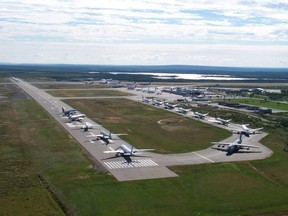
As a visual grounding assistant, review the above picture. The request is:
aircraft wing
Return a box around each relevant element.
[249,128,263,133]
[126,148,154,156]
[133,149,154,152]
[208,119,221,123]
[231,128,262,134]
[231,129,244,133]
[75,124,92,128]
[212,142,259,148]
[103,149,124,154]
[72,117,84,121]
[75,123,100,128]
[86,134,102,138]
[192,112,203,117]
[233,144,260,148]
[211,142,231,146]
[112,133,128,136]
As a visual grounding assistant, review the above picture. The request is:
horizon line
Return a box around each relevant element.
[1,62,288,70]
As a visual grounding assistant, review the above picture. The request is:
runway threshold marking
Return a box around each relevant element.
[192,152,215,163]
[104,159,158,170]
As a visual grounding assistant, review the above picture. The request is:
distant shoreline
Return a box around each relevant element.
[1,63,287,83]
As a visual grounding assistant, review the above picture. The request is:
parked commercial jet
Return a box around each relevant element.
[62,107,76,116]
[141,95,152,103]
[156,90,162,95]
[75,122,100,132]
[231,124,263,137]
[152,98,163,106]
[209,117,231,125]
[177,107,191,114]
[191,111,209,119]
[104,144,154,157]
[68,113,86,122]
[87,131,127,144]
[164,102,178,110]
[211,133,260,155]
[147,87,157,94]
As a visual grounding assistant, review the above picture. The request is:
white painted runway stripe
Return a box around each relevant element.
[192,152,215,163]
[110,161,121,169]
[107,162,118,169]
[104,159,158,170]
[66,123,76,128]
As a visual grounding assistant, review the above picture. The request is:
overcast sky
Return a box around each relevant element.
[1,0,288,67]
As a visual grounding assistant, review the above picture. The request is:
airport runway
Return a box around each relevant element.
[12,79,273,181]
[12,79,178,181]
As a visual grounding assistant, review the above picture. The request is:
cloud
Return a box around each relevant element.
[1,41,288,68]
[0,0,287,67]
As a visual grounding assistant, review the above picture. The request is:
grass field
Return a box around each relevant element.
[35,83,111,89]
[47,89,133,97]
[0,98,64,215]
[65,98,230,153]
[218,98,288,111]
[1,84,288,215]
[0,77,12,83]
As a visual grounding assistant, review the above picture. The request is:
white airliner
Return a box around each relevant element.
[164,102,178,110]
[141,95,152,103]
[152,98,163,106]
[156,90,162,95]
[209,117,231,125]
[191,111,209,119]
[231,124,263,137]
[68,113,86,122]
[211,133,260,155]
[147,87,157,94]
[104,144,154,157]
[75,122,100,132]
[87,131,127,144]
[177,107,191,114]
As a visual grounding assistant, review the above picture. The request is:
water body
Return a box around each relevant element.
[108,72,256,81]
[1,64,287,82]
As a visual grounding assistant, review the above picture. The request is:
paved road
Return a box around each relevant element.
[12,79,273,181]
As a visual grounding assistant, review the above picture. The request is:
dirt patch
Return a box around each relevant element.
[158,118,186,131]
[100,116,128,124]
[72,175,90,180]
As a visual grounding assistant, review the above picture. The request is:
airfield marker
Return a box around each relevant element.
[192,152,215,163]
